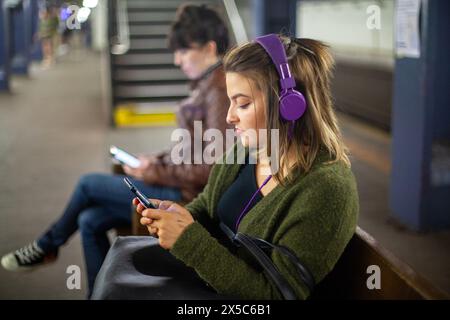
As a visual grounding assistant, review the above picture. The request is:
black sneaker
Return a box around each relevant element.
[1,241,57,272]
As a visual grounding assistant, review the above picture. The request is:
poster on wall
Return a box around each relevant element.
[395,0,421,58]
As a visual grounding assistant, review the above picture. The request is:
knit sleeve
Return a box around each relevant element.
[170,221,285,299]
[273,172,359,298]
[170,163,359,299]
[184,179,212,226]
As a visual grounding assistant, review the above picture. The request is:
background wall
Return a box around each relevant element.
[297,0,394,68]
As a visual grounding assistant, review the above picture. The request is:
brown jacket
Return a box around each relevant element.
[143,62,232,202]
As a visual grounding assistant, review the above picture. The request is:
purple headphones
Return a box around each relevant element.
[234,35,307,230]
[255,34,307,126]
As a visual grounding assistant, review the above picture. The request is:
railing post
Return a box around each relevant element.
[30,0,43,61]
[9,0,32,75]
[252,0,297,37]
[0,0,10,90]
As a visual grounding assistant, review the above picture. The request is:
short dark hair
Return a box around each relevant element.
[167,4,229,55]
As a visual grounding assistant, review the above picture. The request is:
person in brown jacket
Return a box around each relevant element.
[1,4,231,298]
[123,55,231,202]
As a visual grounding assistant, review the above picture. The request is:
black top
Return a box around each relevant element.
[217,162,263,233]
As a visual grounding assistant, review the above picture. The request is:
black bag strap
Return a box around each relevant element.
[233,232,297,300]
[220,223,315,299]
[248,237,316,294]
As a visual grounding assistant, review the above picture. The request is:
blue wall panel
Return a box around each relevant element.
[0,0,11,90]
[390,0,450,231]
[10,0,31,74]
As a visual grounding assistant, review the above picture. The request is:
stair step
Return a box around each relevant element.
[127,7,175,13]
[114,68,186,81]
[108,0,221,127]
[130,38,168,50]
[114,53,174,66]
[126,0,190,10]
[114,65,178,70]
[126,0,211,12]
[114,83,189,98]
[127,21,172,26]
[115,96,187,104]
[113,102,179,127]
[127,48,171,54]
[127,11,175,23]
[129,24,170,36]
[113,64,179,70]
[113,79,187,86]
[117,100,180,113]
[129,34,167,40]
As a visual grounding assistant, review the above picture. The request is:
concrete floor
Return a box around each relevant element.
[0,50,449,299]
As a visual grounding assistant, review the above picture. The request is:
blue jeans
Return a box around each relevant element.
[37,173,182,297]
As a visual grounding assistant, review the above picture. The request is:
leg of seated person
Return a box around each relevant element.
[36,173,135,254]
[1,173,182,273]
[37,173,182,253]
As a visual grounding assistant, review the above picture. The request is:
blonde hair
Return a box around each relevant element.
[223,35,350,185]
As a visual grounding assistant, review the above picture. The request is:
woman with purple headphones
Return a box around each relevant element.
[91,34,359,300]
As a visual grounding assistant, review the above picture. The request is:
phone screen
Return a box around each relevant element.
[110,146,142,169]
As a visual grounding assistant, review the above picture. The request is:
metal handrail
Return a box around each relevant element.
[223,0,248,44]
[111,0,130,55]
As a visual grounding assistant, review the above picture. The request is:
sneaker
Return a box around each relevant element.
[1,241,57,272]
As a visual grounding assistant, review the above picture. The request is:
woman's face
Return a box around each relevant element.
[226,72,266,147]
[173,42,218,79]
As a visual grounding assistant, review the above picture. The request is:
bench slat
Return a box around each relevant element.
[311,227,449,300]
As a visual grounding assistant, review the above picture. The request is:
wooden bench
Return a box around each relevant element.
[112,165,448,299]
[310,227,449,300]
[127,216,449,299]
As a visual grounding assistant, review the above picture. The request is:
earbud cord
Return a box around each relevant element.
[288,121,294,140]
[235,174,272,231]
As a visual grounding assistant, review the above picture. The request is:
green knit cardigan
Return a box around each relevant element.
[170,146,359,299]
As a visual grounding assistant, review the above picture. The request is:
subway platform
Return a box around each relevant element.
[0,49,449,299]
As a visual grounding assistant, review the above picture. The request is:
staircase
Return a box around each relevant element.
[107,0,226,127]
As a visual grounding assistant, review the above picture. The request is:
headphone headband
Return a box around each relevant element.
[255,34,296,91]
[254,34,307,125]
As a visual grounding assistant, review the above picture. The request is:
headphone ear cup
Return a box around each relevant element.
[279,90,307,121]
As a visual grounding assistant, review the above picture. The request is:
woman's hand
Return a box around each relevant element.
[133,198,194,249]
[134,198,159,236]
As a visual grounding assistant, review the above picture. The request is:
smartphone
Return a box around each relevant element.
[123,177,156,209]
[110,145,142,168]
